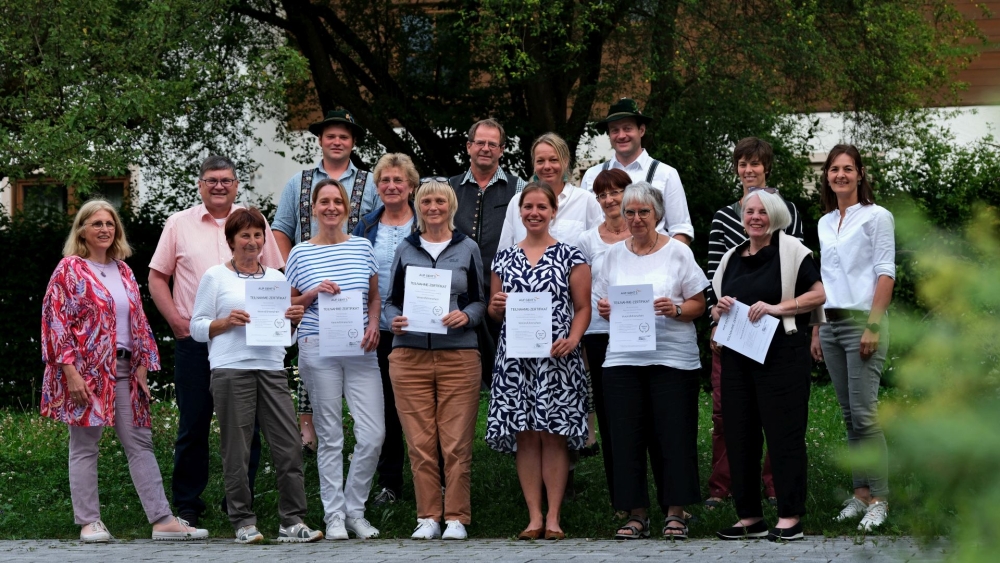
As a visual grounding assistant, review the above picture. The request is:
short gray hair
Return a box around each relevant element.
[741,190,791,234]
[200,155,237,178]
[621,181,663,223]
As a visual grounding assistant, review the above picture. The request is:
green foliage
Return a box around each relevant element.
[879,206,1000,561]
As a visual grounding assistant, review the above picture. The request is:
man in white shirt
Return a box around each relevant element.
[579,98,694,244]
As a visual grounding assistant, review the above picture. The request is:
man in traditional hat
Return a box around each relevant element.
[271,108,380,453]
[579,98,693,244]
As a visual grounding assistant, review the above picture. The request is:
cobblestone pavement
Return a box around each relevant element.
[1,537,947,562]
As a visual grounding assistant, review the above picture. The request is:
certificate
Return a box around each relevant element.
[712,300,779,363]
[245,280,292,347]
[505,292,552,359]
[402,266,452,335]
[608,284,656,352]
[318,290,365,357]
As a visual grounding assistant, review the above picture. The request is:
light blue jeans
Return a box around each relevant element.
[819,318,890,499]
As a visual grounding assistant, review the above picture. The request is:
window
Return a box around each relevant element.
[11,176,130,214]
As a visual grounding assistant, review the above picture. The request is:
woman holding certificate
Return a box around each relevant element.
[711,190,825,542]
[285,179,384,541]
[593,182,708,540]
[486,182,592,541]
[811,145,895,532]
[189,207,321,543]
[384,179,486,540]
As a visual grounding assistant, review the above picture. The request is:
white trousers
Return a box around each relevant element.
[297,336,385,523]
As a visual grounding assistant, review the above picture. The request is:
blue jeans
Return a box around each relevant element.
[172,337,261,517]
[820,319,890,499]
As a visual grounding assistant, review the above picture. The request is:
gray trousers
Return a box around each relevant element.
[820,318,890,499]
[210,368,307,530]
[68,358,173,526]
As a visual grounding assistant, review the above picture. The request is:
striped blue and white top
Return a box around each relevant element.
[285,237,379,338]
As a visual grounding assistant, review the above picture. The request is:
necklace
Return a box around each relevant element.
[630,232,659,256]
[231,258,265,279]
[381,212,413,227]
[87,258,111,277]
[603,221,627,235]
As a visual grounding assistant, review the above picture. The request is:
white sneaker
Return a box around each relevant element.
[834,497,869,522]
[411,518,442,540]
[858,501,888,531]
[326,514,348,540]
[277,522,323,542]
[441,520,467,540]
[345,516,380,539]
[235,525,264,544]
[80,520,111,543]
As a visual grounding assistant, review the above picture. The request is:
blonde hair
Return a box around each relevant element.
[531,133,571,182]
[414,180,457,232]
[63,199,132,260]
[373,153,420,191]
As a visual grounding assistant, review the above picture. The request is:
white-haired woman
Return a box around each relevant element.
[712,190,825,542]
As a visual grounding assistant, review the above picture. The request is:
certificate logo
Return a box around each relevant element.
[751,318,762,328]
[639,322,650,333]
[535,330,546,340]
[348,329,359,338]
[274,319,285,328]
[432,306,444,316]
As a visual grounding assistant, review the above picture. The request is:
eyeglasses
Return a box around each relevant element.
[420,176,449,185]
[748,187,777,194]
[469,140,502,151]
[200,178,236,188]
[596,189,625,201]
[87,221,116,230]
[623,208,653,219]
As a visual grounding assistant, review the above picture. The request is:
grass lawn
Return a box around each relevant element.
[0,384,907,540]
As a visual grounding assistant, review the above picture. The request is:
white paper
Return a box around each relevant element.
[245,280,292,347]
[712,300,779,363]
[608,284,656,352]
[318,290,365,357]
[505,292,553,359]
[402,266,452,335]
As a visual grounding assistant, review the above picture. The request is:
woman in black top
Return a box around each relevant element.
[710,190,825,542]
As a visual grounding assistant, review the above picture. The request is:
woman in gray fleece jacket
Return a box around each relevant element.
[384,179,486,540]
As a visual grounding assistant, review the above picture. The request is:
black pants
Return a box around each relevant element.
[582,334,616,505]
[721,345,811,519]
[375,330,404,497]
[604,365,701,512]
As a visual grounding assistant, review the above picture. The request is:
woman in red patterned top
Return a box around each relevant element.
[41,199,208,543]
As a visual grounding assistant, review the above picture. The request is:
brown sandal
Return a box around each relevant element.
[517,528,543,540]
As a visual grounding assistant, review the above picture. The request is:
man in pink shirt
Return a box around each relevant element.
[149,155,284,525]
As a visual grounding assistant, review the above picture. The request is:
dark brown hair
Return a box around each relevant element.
[820,144,875,213]
[592,168,631,196]
[518,182,558,210]
[224,207,267,250]
[732,137,773,179]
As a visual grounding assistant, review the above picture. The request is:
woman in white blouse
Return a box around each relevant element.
[810,144,895,532]
[497,132,602,249]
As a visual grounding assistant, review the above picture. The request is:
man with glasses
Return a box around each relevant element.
[449,118,526,387]
[149,155,284,526]
[580,98,694,244]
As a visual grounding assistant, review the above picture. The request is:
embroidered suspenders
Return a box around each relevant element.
[601,159,661,183]
[347,170,368,233]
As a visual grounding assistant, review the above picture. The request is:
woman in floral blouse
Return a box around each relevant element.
[41,199,208,543]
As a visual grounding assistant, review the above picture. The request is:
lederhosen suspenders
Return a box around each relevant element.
[602,159,660,183]
[298,168,369,240]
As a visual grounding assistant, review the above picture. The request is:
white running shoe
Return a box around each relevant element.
[834,497,869,522]
[858,501,888,531]
[80,520,112,543]
[441,520,467,540]
[345,516,380,539]
[411,518,442,540]
[326,514,349,540]
[235,525,264,544]
[277,522,323,542]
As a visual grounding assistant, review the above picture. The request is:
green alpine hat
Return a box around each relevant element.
[596,98,652,133]
[308,109,366,142]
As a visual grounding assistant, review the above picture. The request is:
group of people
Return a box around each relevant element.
[40,98,895,544]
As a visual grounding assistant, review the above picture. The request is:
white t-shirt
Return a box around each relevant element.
[85,259,133,353]
[420,237,451,260]
[594,238,709,369]
[575,226,612,335]
[496,184,603,249]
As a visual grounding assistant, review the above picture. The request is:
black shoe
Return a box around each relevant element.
[716,520,769,540]
[179,512,200,527]
[579,442,601,458]
[767,522,804,542]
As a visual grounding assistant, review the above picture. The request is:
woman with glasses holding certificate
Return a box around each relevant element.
[486,182,591,541]
[384,179,486,540]
[593,182,708,540]
[285,179,384,541]
[189,207,320,544]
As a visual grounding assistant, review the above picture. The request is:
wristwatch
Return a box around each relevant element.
[866,322,881,334]
[674,305,683,318]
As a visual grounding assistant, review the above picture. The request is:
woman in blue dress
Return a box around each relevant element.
[486,182,592,540]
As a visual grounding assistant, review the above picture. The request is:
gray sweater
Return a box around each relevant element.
[384,230,486,350]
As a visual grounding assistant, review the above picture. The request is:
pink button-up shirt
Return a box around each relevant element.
[149,204,285,320]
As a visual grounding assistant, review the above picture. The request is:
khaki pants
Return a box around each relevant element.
[388,348,481,524]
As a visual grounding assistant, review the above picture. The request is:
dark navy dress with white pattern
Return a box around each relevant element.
[486,242,589,454]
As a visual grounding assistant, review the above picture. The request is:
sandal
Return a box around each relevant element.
[662,515,688,540]
[614,516,650,540]
[704,496,725,510]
